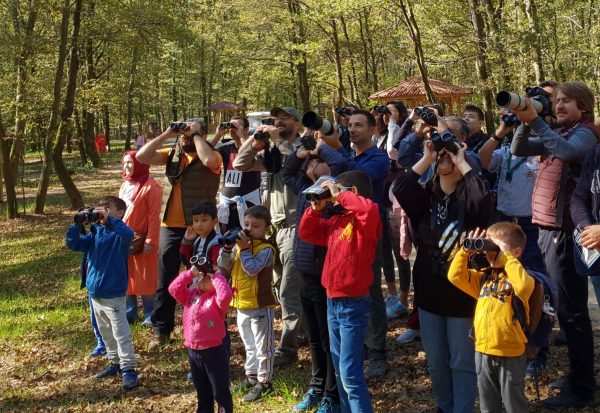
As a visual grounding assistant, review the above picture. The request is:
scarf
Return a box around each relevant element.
[122,150,150,202]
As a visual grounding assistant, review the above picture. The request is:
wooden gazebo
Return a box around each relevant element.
[369,77,472,115]
[206,101,246,129]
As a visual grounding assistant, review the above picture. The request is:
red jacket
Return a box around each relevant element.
[299,191,381,298]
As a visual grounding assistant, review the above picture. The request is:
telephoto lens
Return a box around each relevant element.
[302,111,337,136]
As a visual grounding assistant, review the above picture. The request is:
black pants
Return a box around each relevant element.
[152,226,186,335]
[300,274,338,400]
[188,345,233,413]
[366,238,388,361]
[538,229,596,398]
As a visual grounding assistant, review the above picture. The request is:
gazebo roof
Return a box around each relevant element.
[206,101,246,112]
[369,77,472,100]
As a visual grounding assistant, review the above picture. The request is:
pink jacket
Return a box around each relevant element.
[168,270,232,350]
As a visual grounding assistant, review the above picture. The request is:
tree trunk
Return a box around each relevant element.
[103,104,110,149]
[524,0,544,84]
[330,19,344,107]
[81,0,100,167]
[287,0,310,112]
[171,56,177,120]
[74,110,87,164]
[34,0,70,214]
[53,0,83,210]
[340,15,361,106]
[396,0,436,103]
[467,0,495,132]
[125,46,139,151]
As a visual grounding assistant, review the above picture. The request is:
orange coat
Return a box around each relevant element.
[119,178,162,295]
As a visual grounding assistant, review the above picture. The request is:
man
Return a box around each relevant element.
[136,120,222,349]
[211,116,261,233]
[319,110,390,380]
[233,107,304,367]
[512,82,598,409]
[463,103,488,152]
[336,105,357,152]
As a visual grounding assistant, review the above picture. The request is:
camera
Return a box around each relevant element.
[74,208,101,225]
[300,135,317,151]
[495,86,553,118]
[335,108,352,116]
[219,122,237,130]
[189,255,213,273]
[372,105,391,115]
[302,111,339,136]
[170,122,187,131]
[261,117,276,126]
[502,112,519,126]
[218,227,251,246]
[463,238,500,253]
[431,132,459,154]
[414,107,438,127]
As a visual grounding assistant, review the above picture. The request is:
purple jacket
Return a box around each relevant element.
[571,144,600,228]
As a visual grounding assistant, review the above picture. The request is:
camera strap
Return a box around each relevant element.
[192,231,218,262]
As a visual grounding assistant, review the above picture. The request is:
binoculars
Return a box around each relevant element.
[74,208,101,225]
[219,122,237,129]
[170,122,187,131]
[189,255,213,273]
[218,228,251,246]
[431,132,458,154]
[463,238,500,253]
[414,107,438,127]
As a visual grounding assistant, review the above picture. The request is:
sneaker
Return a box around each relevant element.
[121,369,139,390]
[316,395,341,413]
[95,363,121,379]
[525,353,547,380]
[385,295,408,319]
[293,388,322,412]
[365,359,388,381]
[187,371,193,381]
[544,389,592,409]
[141,318,153,328]
[148,333,169,351]
[548,378,568,391]
[273,351,297,369]
[232,376,257,393]
[242,382,273,402]
[89,344,107,358]
[395,328,420,344]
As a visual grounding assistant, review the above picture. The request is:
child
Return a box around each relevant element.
[180,202,221,269]
[66,196,139,390]
[448,222,535,413]
[218,205,277,403]
[298,170,381,413]
[168,257,233,413]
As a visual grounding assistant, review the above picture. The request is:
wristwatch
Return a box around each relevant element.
[491,134,503,143]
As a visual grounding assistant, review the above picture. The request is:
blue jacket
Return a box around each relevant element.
[66,216,134,299]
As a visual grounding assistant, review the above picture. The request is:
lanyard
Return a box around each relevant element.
[505,151,526,183]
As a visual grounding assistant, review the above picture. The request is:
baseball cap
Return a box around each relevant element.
[271,106,301,121]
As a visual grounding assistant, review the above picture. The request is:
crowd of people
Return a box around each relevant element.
[65,80,600,413]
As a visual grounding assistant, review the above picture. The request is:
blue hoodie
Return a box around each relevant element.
[66,215,134,299]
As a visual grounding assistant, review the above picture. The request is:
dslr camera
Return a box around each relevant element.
[302,111,340,137]
[219,122,237,130]
[431,131,459,154]
[74,207,101,225]
[189,255,213,273]
[496,86,553,118]
[218,227,251,246]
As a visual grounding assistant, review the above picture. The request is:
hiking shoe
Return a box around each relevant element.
[148,333,169,351]
[316,395,341,413]
[395,328,420,344]
[365,359,388,380]
[386,295,408,319]
[242,382,273,402]
[293,387,322,411]
[548,378,568,391]
[544,389,592,409]
[121,369,139,390]
[273,351,297,369]
[95,363,121,379]
[89,344,107,358]
[232,376,257,393]
[525,353,547,380]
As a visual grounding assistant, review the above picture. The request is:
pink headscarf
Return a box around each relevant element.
[122,150,150,202]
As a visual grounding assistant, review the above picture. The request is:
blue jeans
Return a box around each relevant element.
[126,294,154,323]
[89,293,105,347]
[327,296,372,413]
[419,309,477,413]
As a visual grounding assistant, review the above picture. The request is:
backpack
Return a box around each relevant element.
[481,267,557,358]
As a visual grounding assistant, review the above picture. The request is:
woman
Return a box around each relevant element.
[119,150,162,327]
[393,115,492,413]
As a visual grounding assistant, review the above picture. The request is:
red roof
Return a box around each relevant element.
[369,77,472,100]
[206,101,246,111]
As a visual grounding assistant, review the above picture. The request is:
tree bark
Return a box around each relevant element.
[34,0,70,214]
[125,46,139,151]
[103,104,110,149]
[287,0,310,112]
[330,19,344,107]
[467,0,495,132]
[81,0,100,167]
[524,0,544,84]
[53,0,83,210]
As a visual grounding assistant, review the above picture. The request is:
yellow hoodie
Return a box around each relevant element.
[448,249,535,357]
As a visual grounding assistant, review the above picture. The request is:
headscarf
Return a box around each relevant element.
[122,150,150,202]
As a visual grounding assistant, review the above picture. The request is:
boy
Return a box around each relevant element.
[448,222,535,413]
[66,196,139,390]
[180,202,221,269]
[218,205,277,403]
[298,170,381,413]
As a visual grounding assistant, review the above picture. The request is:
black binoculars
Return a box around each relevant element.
[463,238,500,253]
[431,132,458,155]
[218,228,251,246]
[74,208,101,225]
[170,122,187,131]
[189,255,213,273]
